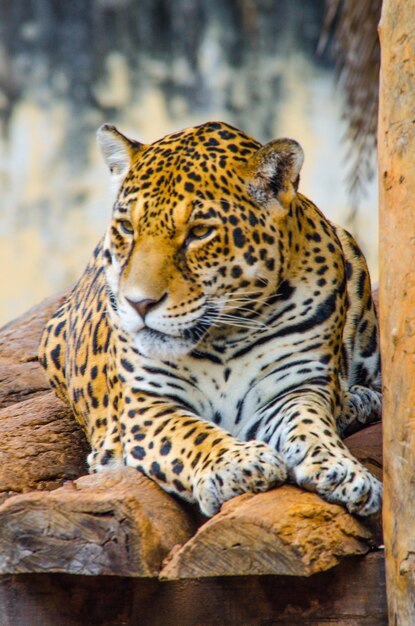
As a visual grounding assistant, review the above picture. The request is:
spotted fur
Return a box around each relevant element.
[39,121,382,516]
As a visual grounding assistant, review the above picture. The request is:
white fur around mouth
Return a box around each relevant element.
[134,327,198,359]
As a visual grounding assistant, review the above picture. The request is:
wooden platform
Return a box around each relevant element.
[0,551,386,626]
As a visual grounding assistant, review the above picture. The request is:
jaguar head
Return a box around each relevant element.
[97,121,303,358]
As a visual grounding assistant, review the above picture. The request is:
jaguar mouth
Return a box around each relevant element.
[138,318,211,344]
[134,318,212,358]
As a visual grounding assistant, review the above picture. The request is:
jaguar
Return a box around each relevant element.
[39,121,382,517]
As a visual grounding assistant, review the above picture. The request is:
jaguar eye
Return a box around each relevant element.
[188,225,214,241]
[119,220,134,235]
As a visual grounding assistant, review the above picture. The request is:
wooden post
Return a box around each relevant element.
[378,1,415,622]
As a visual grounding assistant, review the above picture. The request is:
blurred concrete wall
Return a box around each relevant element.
[0,0,378,325]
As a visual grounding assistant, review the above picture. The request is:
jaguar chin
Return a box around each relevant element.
[133,327,201,360]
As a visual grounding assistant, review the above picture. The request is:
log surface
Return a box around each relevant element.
[0,292,88,504]
[0,392,88,504]
[161,485,373,579]
[0,468,196,577]
[0,552,387,626]
[378,1,415,622]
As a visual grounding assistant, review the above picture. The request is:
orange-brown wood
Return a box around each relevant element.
[160,485,374,579]
[378,2,415,622]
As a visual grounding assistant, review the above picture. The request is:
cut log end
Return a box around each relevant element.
[160,485,374,580]
[0,468,196,577]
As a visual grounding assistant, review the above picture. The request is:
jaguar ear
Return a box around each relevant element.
[246,138,304,209]
[96,124,143,178]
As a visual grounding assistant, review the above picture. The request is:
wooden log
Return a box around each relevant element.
[0,423,382,579]
[378,1,415,622]
[0,467,196,577]
[0,392,88,504]
[0,360,50,409]
[0,551,387,626]
[161,484,374,579]
[0,422,382,579]
[0,289,89,504]
[345,421,383,481]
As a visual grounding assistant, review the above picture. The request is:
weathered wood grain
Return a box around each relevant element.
[346,421,382,478]
[0,424,382,579]
[0,392,88,503]
[379,1,415,621]
[0,289,89,503]
[0,421,382,579]
[161,484,374,579]
[0,290,69,409]
[159,422,382,581]
[0,467,196,577]
[0,551,387,626]
[0,360,50,409]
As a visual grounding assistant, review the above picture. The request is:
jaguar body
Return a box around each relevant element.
[39,121,382,516]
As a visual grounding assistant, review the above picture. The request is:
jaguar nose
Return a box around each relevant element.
[125,293,167,320]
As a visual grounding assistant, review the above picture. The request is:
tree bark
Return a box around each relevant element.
[378,2,415,623]
[0,292,89,505]
[0,392,89,504]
